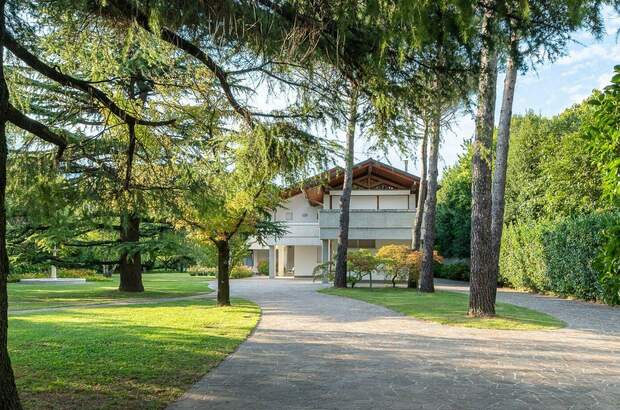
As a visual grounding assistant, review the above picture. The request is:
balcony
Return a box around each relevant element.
[264,222,321,246]
[318,209,415,240]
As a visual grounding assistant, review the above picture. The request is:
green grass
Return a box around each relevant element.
[9,272,214,311]
[9,298,260,409]
[320,287,565,330]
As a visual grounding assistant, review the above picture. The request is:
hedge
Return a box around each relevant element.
[435,262,470,281]
[499,211,619,302]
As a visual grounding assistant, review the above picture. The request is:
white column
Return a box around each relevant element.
[321,239,329,284]
[268,246,275,279]
[252,250,258,272]
[50,246,58,280]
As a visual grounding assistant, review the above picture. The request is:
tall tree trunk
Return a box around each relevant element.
[491,34,519,287]
[216,240,231,306]
[118,212,144,292]
[334,84,359,288]
[418,110,441,293]
[469,0,499,317]
[412,118,429,253]
[0,0,22,405]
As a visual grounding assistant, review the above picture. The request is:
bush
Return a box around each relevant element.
[230,265,253,279]
[435,263,470,281]
[188,265,217,276]
[595,225,620,305]
[500,211,619,303]
[347,249,381,287]
[257,260,269,276]
[8,268,107,283]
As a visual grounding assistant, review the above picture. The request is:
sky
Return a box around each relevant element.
[368,8,620,177]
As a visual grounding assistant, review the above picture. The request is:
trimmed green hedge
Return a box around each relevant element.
[435,263,470,281]
[500,211,619,302]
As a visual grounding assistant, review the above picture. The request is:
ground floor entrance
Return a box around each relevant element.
[250,239,411,279]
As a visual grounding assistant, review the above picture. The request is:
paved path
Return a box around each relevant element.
[170,278,620,410]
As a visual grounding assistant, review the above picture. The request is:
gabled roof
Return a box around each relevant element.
[284,158,420,205]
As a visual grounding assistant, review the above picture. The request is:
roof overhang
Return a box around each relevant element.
[283,158,420,206]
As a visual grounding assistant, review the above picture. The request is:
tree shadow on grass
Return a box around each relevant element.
[8,299,259,410]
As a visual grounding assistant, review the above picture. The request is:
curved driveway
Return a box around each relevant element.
[170,278,620,410]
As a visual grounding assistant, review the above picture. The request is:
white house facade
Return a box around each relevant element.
[248,159,421,279]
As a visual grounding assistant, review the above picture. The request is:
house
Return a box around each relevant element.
[248,158,421,279]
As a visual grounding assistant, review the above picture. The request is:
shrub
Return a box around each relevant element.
[347,250,381,287]
[500,211,619,303]
[312,261,334,283]
[435,263,470,281]
[257,260,269,276]
[61,269,109,282]
[595,225,620,305]
[376,245,419,287]
[230,265,253,279]
[188,265,217,276]
[8,268,107,283]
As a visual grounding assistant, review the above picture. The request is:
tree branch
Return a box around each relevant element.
[107,0,254,127]
[6,104,67,159]
[3,31,174,127]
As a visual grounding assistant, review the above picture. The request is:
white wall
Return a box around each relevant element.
[378,195,409,209]
[329,193,411,210]
[351,196,377,209]
[294,246,321,277]
[275,193,319,222]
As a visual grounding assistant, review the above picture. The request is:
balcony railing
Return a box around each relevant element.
[319,209,415,240]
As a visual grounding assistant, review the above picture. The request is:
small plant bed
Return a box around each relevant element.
[9,272,213,311]
[320,287,564,330]
[10,298,260,409]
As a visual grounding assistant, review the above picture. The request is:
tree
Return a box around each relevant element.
[346,249,380,288]
[376,244,419,288]
[412,117,429,251]
[489,0,615,297]
[174,124,328,305]
[504,108,604,223]
[176,163,281,306]
[334,83,359,288]
[468,0,499,316]
[0,3,21,406]
[393,1,475,294]
[436,145,472,258]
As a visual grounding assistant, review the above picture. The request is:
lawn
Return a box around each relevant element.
[9,298,260,409]
[9,272,214,311]
[320,287,565,330]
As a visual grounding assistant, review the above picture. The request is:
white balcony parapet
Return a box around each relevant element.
[259,222,321,246]
[319,209,415,240]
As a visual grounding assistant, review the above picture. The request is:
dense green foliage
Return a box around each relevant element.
[435,263,470,281]
[434,76,619,304]
[436,145,472,258]
[500,211,619,301]
[585,66,620,304]
[504,107,605,223]
[257,260,269,276]
[229,265,253,279]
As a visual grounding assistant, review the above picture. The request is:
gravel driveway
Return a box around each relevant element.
[169,277,620,410]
